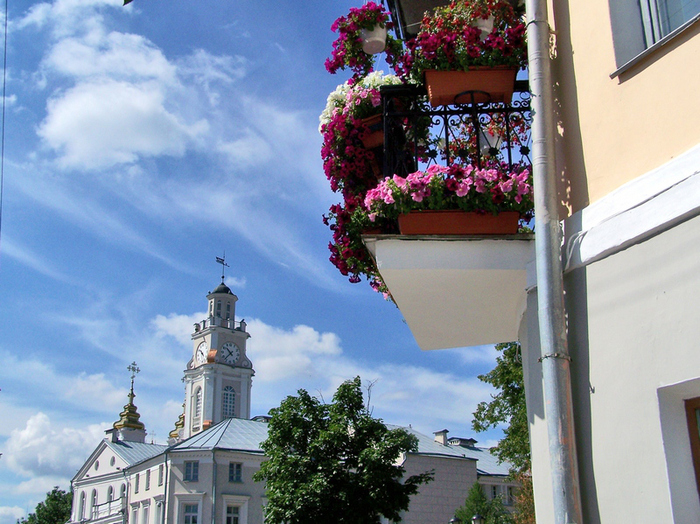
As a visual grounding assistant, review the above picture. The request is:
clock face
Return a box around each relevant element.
[220,342,240,364]
[195,342,208,364]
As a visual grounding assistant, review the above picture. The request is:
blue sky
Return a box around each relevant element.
[0,0,505,519]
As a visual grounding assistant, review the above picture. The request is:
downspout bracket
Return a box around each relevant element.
[538,353,572,362]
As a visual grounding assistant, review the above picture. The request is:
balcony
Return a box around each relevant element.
[377,81,531,181]
[363,82,534,351]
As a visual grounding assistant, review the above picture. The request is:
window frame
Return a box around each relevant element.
[610,0,700,77]
[226,505,240,524]
[223,386,236,419]
[228,462,243,483]
[685,396,700,498]
[184,460,200,482]
[142,502,151,524]
[220,495,249,524]
[78,491,86,520]
[182,503,200,524]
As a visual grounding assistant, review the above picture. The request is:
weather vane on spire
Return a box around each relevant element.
[216,252,230,283]
[127,361,140,402]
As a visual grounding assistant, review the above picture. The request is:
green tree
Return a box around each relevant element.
[472,341,535,523]
[455,483,512,524]
[472,342,530,473]
[254,377,433,524]
[17,487,72,524]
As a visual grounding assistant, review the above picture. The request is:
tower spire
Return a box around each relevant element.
[110,361,147,443]
[215,253,230,283]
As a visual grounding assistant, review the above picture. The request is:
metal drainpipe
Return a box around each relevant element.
[162,451,169,524]
[211,449,217,524]
[524,0,584,522]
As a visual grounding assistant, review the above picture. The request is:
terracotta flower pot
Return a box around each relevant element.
[398,210,520,235]
[360,113,384,149]
[424,67,518,107]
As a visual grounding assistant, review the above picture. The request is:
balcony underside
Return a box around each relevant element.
[364,235,535,350]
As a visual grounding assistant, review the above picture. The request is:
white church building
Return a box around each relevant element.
[69,280,516,524]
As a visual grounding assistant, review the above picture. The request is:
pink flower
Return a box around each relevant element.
[456,179,472,197]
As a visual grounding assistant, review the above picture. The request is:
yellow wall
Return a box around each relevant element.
[550,0,700,213]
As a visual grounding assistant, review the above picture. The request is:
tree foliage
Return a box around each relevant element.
[472,342,530,473]
[455,483,512,524]
[472,341,535,522]
[17,487,72,524]
[254,377,433,524]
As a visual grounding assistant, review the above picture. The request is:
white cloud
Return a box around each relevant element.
[17,0,119,43]
[178,49,246,106]
[39,80,208,169]
[0,237,75,283]
[225,276,247,289]
[0,351,127,423]
[0,507,25,524]
[242,318,495,437]
[5,413,106,479]
[151,312,205,342]
[45,30,176,82]
[65,373,127,407]
[217,130,274,167]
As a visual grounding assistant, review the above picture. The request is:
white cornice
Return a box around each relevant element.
[563,143,700,272]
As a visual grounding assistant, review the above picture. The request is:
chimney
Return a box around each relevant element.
[433,429,449,445]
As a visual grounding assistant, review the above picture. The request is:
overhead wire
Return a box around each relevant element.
[0,0,8,270]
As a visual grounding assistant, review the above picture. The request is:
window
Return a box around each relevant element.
[134,473,140,493]
[158,464,164,486]
[610,0,700,69]
[506,486,515,506]
[229,462,242,483]
[225,302,231,320]
[132,506,139,524]
[107,486,114,502]
[142,504,150,524]
[490,484,498,500]
[646,0,700,38]
[91,490,98,518]
[183,504,199,524]
[221,495,248,524]
[685,396,700,497]
[78,492,86,520]
[193,387,202,428]
[223,386,236,419]
[216,301,222,317]
[120,484,126,500]
[146,469,151,490]
[226,505,240,524]
[155,501,163,524]
[184,461,199,482]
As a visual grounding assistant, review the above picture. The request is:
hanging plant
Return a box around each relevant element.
[406,0,527,83]
[325,2,406,80]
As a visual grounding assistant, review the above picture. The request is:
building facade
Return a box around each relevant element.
[69,280,516,524]
[371,1,700,523]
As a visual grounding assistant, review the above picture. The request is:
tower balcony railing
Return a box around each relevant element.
[194,317,247,332]
[377,81,532,180]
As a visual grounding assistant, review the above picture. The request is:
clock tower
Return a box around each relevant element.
[181,278,254,439]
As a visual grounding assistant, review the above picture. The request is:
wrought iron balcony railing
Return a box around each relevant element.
[378,81,532,180]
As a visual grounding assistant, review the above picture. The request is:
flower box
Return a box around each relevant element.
[361,113,384,149]
[398,210,520,235]
[424,68,518,107]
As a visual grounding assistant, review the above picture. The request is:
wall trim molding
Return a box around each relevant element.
[563,144,700,272]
